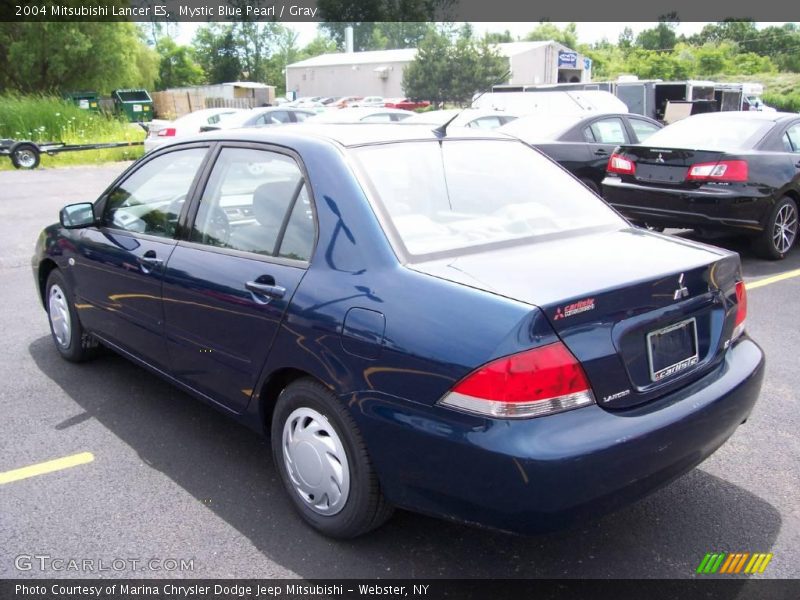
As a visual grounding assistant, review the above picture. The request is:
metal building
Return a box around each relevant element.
[285,41,591,99]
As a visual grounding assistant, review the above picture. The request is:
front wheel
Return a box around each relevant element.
[11,142,41,169]
[271,379,393,538]
[45,270,98,362]
[753,196,798,260]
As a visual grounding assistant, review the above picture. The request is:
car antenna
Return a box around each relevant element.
[432,70,511,138]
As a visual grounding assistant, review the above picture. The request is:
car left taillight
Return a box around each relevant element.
[607,153,636,176]
[438,342,595,419]
[732,280,747,340]
[687,160,748,182]
[157,127,176,137]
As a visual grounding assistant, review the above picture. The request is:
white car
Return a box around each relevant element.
[402,109,518,129]
[144,108,243,153]
[305,107,414,124]
[351,96,385,108]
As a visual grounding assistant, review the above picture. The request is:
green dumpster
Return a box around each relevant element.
[63,91,101,112]
[112,89,153,122]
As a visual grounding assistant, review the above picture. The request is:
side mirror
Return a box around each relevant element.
[60,203,96,229]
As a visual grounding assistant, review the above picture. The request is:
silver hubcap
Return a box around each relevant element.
[48,284,72,347]
[16,149,36,168]
[282,407,350,516]
[773,203,798,254]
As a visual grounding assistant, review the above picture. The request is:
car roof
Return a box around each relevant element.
[686,110,797,123]
[175,123,510,149]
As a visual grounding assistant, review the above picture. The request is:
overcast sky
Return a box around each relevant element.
[175,22,791,48]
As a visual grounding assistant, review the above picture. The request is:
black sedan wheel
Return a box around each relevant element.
[271,378,393,538]
[753,196,798,260]
[46,270,98,362]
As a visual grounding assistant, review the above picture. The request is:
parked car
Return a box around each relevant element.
[144,108,243,153]
[603,111,800,259]
[402,109,518,130]
[200,107,316,131]
[328,96,362,109]
[351,96,385,108]
[384,98,432,111]
[305,107,413,123]
[35,125,763,538]
[500,112,662,194]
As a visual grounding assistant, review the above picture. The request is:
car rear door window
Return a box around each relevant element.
[587,118,628,144]
[785,124,800,153]
[190,147,314,260]
[102,148,207,237]
[629,119,661,143]
[467,116,503,129]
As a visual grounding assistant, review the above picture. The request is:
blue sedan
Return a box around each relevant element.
[32,125,764,538]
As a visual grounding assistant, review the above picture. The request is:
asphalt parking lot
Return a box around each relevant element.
[1,164,799,579]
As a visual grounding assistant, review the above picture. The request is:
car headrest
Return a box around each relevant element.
[252,179,299,226]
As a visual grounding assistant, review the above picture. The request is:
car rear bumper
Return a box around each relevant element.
[352,338,764,533]
[602,177,769,233]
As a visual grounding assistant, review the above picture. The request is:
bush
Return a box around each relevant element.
[0,94,144,169]
[762,91,800,113]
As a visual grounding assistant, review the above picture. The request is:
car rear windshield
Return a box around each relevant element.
[352,139,624,257]
[642,116,773,150]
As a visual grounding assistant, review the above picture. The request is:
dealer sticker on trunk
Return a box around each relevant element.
[553,297,595,320]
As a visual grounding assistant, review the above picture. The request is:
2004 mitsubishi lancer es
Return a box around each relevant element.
[32,124,764,538]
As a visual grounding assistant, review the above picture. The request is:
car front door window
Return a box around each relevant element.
[102,148,207,238]
[785,124,800,153]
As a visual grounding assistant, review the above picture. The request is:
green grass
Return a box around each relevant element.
[0,94,144,170]
[714,72,800,113]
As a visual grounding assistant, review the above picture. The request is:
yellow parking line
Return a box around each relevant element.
[0,452,94,485]
[747,268,800,290]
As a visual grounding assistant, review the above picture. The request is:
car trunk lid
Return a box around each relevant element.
[411,227,742,409]
[618,146,727,189]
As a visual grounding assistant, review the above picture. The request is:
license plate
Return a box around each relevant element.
[647,318,699,382]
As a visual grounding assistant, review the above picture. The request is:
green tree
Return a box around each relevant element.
[402,28,507,106]
[484,30,515,44]
[635,20,678,52]
[155,38,204,90]
[524,22,579,50]
[0,22,157,93]
[193,24,243,84]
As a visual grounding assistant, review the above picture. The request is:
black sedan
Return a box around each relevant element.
[499,112,662,194]
[603,111,800,260]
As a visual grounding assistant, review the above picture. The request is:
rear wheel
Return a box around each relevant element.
[45,270,98,362]
[271,378,393,538]
[753,196,798,260]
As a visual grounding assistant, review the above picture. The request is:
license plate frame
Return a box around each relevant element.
[647,317,699,382]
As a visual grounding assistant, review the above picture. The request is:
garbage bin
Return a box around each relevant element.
[112,89,154,122]
[63,91,101,112]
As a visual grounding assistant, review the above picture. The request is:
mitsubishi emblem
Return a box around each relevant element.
[673,273,689,300]
[656,153,665,163]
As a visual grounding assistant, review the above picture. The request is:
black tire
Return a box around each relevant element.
[579,177,600,196]
[752,196,798,260]
[10,142,41,169]
[45,270,99,362]
[271,378,393,538]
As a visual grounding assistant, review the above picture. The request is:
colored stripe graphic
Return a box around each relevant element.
[697,552,773,574]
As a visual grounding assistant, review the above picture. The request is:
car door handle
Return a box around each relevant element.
[594,149,609,156]
[138,251,163,271]
[246,280,286,299]
[795,160,800,168]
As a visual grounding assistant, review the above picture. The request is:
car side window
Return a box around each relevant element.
[629,119,661,143]
[361,113,394,123]
[190,147,315,261]
[102,148,207,237]
[467,116,503,129]
[785,124,800,153]
[588,118,628,144]
[294,112,312,122]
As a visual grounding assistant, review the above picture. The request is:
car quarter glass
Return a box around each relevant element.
[352,139,624,257]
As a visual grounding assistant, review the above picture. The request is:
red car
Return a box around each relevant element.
[384,98,431,111]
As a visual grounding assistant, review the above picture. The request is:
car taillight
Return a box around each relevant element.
[687,160,748,182]
[607,153,635,175]
[438,342,595,419]
[732,280,747,340]
[157,128,176,137]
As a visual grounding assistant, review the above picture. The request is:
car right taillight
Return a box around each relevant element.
[732,280,747,340]
[687,160,748,182]
[607,153,636,175]
[438,342,595,419]
[157,128,176,137]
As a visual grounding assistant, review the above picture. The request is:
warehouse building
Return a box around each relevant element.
[285,41,591,99]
